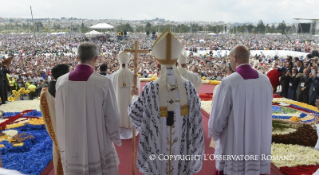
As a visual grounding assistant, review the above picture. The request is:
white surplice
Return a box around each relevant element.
[55,73,122,175]
[128,80,204,175]
[177,67,202,91]
[208,72,273,175]
[111,67,140,139]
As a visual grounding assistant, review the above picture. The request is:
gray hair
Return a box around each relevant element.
[77,42,99,62]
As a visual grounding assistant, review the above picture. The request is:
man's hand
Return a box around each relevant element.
[301,87,306,91]
[279,77,281,82]
[131,86,139,96]
[285,71,289,76]
[296,73,300,78]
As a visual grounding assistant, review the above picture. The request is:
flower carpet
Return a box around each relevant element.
[0,100,51,175]
[202,94,319,175]
[2,93,319,175]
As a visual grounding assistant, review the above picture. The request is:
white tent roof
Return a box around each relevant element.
[208,33,216,36]
[89,23,114,29]
[85,30,102,35]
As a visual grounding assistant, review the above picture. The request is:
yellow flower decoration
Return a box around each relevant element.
[13,143,24,147]
[289,116,301,122]
[28,117,44,125]
[6,123,25,130]
[150,77,158,81]
[201,77,206,80]
[209,80,221,85]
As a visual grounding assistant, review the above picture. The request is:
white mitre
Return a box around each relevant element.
[152,30,189,117]
[117,51,131,87]
[118,51,130,65]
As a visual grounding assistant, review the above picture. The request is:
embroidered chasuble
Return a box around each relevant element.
[129,30,204,175]
[128,80,204,175]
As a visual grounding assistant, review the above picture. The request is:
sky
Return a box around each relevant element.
[0,0,318,23]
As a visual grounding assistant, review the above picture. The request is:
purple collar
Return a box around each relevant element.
[235,64,259,80]
[69,64,93,81]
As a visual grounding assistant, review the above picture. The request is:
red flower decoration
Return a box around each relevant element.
[273,94,283,98]
[0,110,34,130]
[199,93,213,101]
[280,165,319,175]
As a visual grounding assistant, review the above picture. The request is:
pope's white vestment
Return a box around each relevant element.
[128,80,204,175]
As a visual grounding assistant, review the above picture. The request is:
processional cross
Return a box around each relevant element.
[124,41,148,175]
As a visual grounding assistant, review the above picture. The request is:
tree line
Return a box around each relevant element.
[0,20,298,34]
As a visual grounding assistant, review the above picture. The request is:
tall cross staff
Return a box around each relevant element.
[124,41,148,175]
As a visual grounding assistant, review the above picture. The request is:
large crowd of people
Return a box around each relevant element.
[0,33,318,102]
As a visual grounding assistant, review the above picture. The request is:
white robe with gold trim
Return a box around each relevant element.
[111,68,140,139]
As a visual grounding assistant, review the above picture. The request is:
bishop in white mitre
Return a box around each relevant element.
[56,42,121,175]
[129,30,204,175]
[111,51,140,139]
[208,45,272,175]
[177,49,202,91]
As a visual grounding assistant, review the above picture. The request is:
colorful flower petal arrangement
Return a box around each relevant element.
[0,110,52,175]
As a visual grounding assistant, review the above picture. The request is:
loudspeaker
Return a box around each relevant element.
[298,23,311,33]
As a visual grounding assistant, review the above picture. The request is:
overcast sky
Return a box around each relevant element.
[0,0,318,23]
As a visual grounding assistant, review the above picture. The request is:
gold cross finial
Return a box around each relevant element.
[124,41,148,88]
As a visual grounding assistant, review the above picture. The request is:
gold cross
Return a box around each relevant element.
[153,30,178,65]
[124,41,148,88]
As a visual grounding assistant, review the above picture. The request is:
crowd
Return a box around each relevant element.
[274,54,319,106]
[0,33,319,103]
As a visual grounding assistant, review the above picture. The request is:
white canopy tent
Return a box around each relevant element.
[85,30,102,35]
[89,23,114,29]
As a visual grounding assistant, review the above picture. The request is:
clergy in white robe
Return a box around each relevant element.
[177,49,202,91]
[129,30,204,175]
[110,51,140,139]
[56,42,121,175]
[208,45,272,175]
[40,64,69,175]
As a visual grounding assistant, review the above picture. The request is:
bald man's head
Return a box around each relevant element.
[229,45,250,71]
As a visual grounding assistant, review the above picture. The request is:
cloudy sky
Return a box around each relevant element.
[1,0,318,23]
